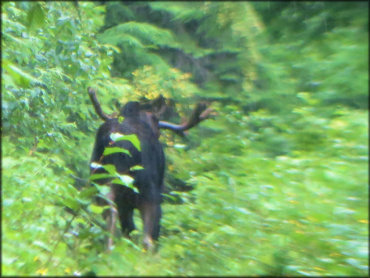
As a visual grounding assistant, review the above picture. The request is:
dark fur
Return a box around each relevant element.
[91,101,165,249]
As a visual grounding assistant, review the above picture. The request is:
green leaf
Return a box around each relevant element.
[64,183,79,196]
[90,162,103,169]
[3,61,35,88]
[103,146,131,156]
[162,193,177,201]
[33,240,52,253]
[110,133,141,151]
[117,174,134,185]
[63,197,80,212]
[102,164,117,175]
[90,173,113,181]
[112,174,138,193]
[130,165,144,171]
[93,184,111,196]
[118,115,125,123]
[122,237,141,251]
[26,3,46,31]
[89,204,109,214]
[79,186,98,200]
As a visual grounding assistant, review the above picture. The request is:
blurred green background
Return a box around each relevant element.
[2,2,368,276]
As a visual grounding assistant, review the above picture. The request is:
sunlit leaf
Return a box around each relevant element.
[90,162,103,169]
[110,133,141,151]
[3,62,35,88]
[130,165,144,171]
[93,183,111,196]
[62,197,80,211]
[89,204,109,214]
[117,174,134,185]
[33,240,51,252]
[103,146,131,156]
[102,164,117,175]
[90,173,113,181]
[26,2,46,31]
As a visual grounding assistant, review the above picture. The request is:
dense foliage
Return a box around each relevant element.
[2,2,368,276]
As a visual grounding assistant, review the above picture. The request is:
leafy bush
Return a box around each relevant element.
[2,1,368,276]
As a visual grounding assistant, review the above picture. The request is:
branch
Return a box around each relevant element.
[88,87,112,121]
[158,102,215,136]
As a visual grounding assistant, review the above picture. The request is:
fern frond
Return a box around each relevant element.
[105,2,135,26]
[149,2,206,23]
[97,32,144,48]
[98,21,178,49]
[173,32,214,59]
